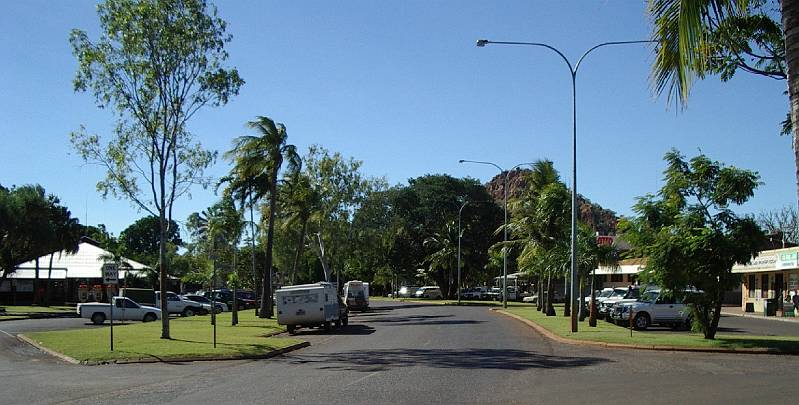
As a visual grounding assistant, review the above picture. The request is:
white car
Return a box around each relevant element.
[599,287,642,319]
[156,291,212,316]
[182,294,228,312]
[610,288,695,330]
[78,297,161,325]
[414,286,443,299]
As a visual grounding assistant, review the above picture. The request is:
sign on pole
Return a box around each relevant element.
[102,263,119,285]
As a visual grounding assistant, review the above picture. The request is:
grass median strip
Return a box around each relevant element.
[504,304,799,352]
[24,309,304,363]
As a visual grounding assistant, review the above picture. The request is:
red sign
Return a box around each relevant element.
[597,236,615,246]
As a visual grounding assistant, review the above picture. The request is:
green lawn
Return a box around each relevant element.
[504,304,799,352]
[1,305,75,315]
[24,309,303,363]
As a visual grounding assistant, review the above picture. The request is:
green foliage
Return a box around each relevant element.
[618,149,764,339]
[0,185,82,276]
[119,216,182,266]
[648,0,784,107]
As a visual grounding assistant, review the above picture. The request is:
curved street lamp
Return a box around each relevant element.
[475,39,654,332]
[459,159,535,308]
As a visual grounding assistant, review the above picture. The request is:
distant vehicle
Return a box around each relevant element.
[398,286,420,298]
[461,287,487,300]
[485,288,501,301]
[523,291,565,304]
[585,288,615,305]
[199,289,256,310]
[609,288,696,330]
[343,280,369,311]
[599,287,643,320]
[77,296,161,325]
[414,286,443,299]
[155,291,211,316]
[119,288,156,306]
[182,294,227,312]
[275,282,348,334]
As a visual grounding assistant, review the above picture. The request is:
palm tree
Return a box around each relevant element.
[224,116,300,318]
[281,171,319,285]
[423,221,459,299]
[648,0,799,206]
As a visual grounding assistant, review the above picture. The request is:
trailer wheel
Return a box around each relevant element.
[334,319,342,327]
[342,316,348,326]
[287,325,296,335]
[91,312,106,325]
[324,321,332,331]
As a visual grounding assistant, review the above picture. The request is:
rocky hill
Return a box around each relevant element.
[485,169,618,235]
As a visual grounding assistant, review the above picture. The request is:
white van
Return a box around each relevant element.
[343,280,369,311]
[275,282,348,334]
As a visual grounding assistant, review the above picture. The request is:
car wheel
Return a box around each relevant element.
[335,319,342,327]
[324,321,332,331]
[91,312,106,325]
[633,313,650,330]
[287,325,296,335]
[182,308,195,317]
[342,316,348,326]
[143,313,157,322]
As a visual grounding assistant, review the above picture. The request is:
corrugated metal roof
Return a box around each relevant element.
[6,242,150,279]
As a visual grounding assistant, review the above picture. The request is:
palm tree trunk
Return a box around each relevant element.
[290,216,308,285]
[45,253,54,306]
[589,270,597,327]
[259,184,277,319]
[232,247,239,326]
[546,273,555,316]
[158,211,170,339]
[782,0,799,209]
[249,192,259,316]
[34,257,40,305]
[536,275,543,312]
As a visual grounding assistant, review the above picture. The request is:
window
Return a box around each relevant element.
[748,275,757,298]
[124,299,139,308]
[762,274,769,298]
[610,274,623,282]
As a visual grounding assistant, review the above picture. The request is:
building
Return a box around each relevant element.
[732,246,798,313]
[0,240,153,305]
[593,258,644,288]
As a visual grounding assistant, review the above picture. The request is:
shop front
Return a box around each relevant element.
[734,247,798,315]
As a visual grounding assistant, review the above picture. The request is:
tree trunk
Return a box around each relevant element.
[536,275,543,312]
[159,211,170,339]
[546,273,555,316]
[782,0,799,210]
[563,275,571,317]
[259,185,277,319]
[589,271,597,327]
[34,257,40,305]
[232,247,238,326]
[249,192,259,317]
[291,216,308,285]
[578,275,586,321]
[704,292,725,339]
[45,253,54,306]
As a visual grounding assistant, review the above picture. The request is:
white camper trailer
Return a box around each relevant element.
[343,280,370,311]
[275,282,348,334]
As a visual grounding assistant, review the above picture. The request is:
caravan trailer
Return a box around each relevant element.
[275,282,348,334]
[343,280,369,311]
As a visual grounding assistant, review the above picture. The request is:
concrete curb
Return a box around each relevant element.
[493,309,793,356]
[16,334,81,364]
[16,333,310,366]
[0,313,77,322]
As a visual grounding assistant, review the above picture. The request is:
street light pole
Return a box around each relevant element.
[459,160,535,308]
[457,201,468,305]
[475,39,653,333]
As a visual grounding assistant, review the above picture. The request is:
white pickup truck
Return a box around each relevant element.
[77,297,162,325]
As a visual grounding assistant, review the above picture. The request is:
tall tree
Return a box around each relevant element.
[224,116,299,318]
[619,149,764,339]
[70,0,243,338]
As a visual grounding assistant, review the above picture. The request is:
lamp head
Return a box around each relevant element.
[476,39,489,47]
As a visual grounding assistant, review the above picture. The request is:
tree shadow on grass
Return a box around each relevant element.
[286,348,610,372]
[713,337,799,352]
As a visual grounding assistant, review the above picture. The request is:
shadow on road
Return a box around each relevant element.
[288,348,610,371]
[291,324,376,336]
[366,314,484,327]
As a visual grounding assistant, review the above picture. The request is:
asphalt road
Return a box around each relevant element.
[2,302,799,404]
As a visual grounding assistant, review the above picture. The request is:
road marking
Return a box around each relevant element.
[345,371,380,387]
[0,328,14,338]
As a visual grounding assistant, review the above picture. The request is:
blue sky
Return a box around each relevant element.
[0,1,791,239]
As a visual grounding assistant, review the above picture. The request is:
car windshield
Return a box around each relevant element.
[599,290,614,298]
[638,291,658,303]
[612,289,627,297]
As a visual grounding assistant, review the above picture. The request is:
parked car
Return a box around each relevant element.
[609,288,695,330]
[414,286,443,299]
[344,280,370,311]
[182,294,228,312]
[397,286,419,298]
[155,291,211,316]
[523,290,564,304]
[485,287,501,301]
[119,287,156,306]
[461,287,487,300]
[599,286,642,320]
[584,287,615,305]
[200,289,256,310]
[77,296,161,325]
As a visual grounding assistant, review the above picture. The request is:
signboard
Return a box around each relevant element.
[102,263,119,285]
[777,252,798,270]
[596,236,615,247]
[789,273,799,292]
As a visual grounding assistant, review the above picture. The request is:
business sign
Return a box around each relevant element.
[102,263,119,285]
[777,252,798,270]
[596,236,615,247]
